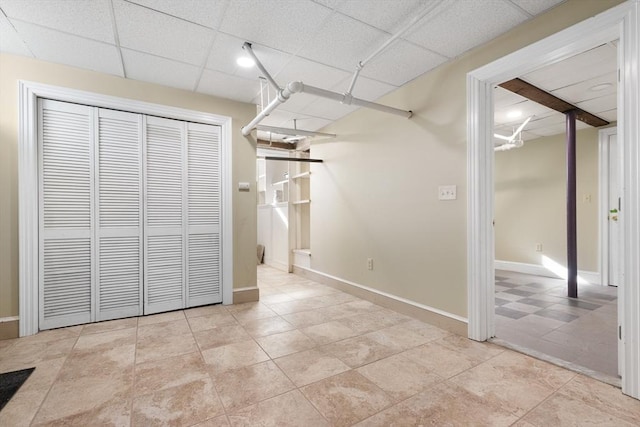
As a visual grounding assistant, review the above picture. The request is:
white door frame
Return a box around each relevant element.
[18,81,234,336]
[598,127,619,289]
[467,1,640,399]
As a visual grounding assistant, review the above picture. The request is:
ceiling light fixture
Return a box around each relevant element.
[589,82,613,92]
[236,56,255,68]
[506,110,522,119]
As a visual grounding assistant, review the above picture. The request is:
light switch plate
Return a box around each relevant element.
[438,185,457,200]
[238,182,250,192]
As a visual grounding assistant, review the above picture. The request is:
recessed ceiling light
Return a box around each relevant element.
[506,110,522,119]
[589,82,613,92]
[236,56,255,68]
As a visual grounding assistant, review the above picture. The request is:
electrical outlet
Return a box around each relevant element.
[583,194,592,203]
[367,258,373,270]
[438,185,457,201]
[536,243,542,252]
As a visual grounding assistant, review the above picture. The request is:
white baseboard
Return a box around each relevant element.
[495,260,601,286]
[292,266,467,336]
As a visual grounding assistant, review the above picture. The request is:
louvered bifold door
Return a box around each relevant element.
[96,109,143,321]
[39,99,95,329]
[144,117,185,314]
[186,122,222,307]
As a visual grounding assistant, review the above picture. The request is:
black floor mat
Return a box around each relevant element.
[0,367,35,411]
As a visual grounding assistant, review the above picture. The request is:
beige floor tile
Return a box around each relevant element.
[556,374,640,425]
[59,344,136,381]
[241,316,296,338]
[353,400,423,427]
[134,351,209,396]
[511,421,538,427]
[33,398,131,427]
[268,298,328,315]
[402,341,482,378]
[523,392,636,426]
[258,293,295,305]
[132,378,224,427]
[187,311,238,332]
[201,339,270,373]
[137,318,191,340]
[228,303,278,324]
[227,390,329,426]
[18,357,66,393]
[301,320,359,345]
[194,324,252,350]
[321,335,397,368]
[213,360,295,412]
[137,310,185,326]
[192,415,231,426]
[0,337,77,372]
[80,317,138,335]
[0,386,50,427]
[281,309,337,328]
[34,371,133,424]
[73,327,137,353]
[0,338,17,352]
[336,312,397,334]
[300,370,393,425]
[274,348,350,387]
[399,381,519,426]
[136,332,198,364]
[400,319,451,341]
[437,334,504,361]
[255,329,316,358]
[449,351,576,417]
[184,304,228,319]
[356,354,443,402]
[365,324,429,352]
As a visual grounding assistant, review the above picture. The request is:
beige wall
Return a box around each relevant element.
[310,0,622,318]
[495,128,600,272]
[0,54,258,318]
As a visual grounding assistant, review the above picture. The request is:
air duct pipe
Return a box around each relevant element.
[242,81,303,136]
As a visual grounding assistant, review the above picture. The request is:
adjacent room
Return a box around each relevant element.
[1,0,639,425]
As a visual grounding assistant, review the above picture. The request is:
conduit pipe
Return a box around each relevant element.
[242,42,280,92]
[345,1,443,95]
[242,81,412,136]
[256,125,336,138]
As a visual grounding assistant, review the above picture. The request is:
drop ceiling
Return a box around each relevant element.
[1,0,606,138]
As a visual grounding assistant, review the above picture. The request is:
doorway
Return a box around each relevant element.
[467,1,640,399]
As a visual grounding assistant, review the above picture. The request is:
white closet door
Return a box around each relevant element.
[144,116,185,314]
[96,109,143,320]
[39,99,94,329]
[186,122,222,307]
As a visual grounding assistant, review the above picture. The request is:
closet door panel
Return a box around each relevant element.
[96,109,143,320]
[144,116,185,313]
[39,100,94,329]
[186,123,222,306]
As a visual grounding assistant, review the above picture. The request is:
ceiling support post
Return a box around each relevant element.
[566,110,578,298]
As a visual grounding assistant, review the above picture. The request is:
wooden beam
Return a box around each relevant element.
[499,78,609,127]
[257,139,297,150]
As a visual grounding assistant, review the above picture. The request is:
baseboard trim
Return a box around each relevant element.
[233,287,260,304]
[495,260,601,285]
[292,266,467,336]
[0,317,19,340]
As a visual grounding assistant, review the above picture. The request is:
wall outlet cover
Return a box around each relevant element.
[438,185,457,201]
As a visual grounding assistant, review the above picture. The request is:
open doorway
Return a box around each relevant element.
[490,43,619,383]
[467,1,640,399]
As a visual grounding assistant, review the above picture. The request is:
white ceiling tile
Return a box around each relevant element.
[494,98,555,126]
[522,44,617,91]
[0,0,115,43]
[335,0,426,32]
[599,109,617,122]
[273,109,334,131]
[205,33,291,80]
[298,12,387,71]
[0,13,32,56]
[510,0,565,16]
[11,20,123,76]
[197,69,260,103]
[551,72,616,104]
[311,0,345,9]
[576,93,617,115]
[113,0,214,66]
[406,0,528,58]
[337,75,397,101]
[299,96,357,121]
[219,0,332,54]
[360,39,447,86]
[273,57,350,89]
[127,0,229,29]
[122,49,200,91]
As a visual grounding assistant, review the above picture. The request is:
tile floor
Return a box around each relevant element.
[494,270,618,380]
[0,265,637,426]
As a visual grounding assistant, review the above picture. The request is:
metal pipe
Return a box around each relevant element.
[242,42,281,92]
[262,156,323,163]
[256,125,336,138]
[241,81,303,136]
[566,110,578,298]
[345,1,442,94]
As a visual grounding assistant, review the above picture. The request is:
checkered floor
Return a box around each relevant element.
[494,270,618,379]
